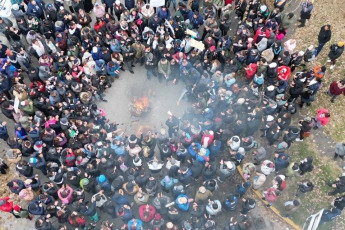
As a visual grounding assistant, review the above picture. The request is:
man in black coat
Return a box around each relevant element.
[316,25,332,56]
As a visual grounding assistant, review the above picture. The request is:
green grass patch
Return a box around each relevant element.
[273,141,343,228]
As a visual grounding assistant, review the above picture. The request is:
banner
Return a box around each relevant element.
[150,0,165,7]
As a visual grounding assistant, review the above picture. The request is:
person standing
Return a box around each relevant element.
[27,0,45,20]
[102,0,115,16]
[165,112,179,138]
[298,0,313,27]
[316,25,332,56]
[334,142,345,161]
[327,42,344,70]
[327,79,345,103]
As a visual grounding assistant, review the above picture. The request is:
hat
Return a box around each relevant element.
[12,4,19,10]
[59,6,64,10]
[128,134,137,144]
[225,161,233,169]
[199,148,207,156]
[34,141,43,151]
[82,178,90,186]
[60,117,68,125]
[269,62,277,68]
[166,44,172,49]
[20,101,27,106]
[338,41,345,47]
[304,117,312,122]
[126,181,134,191]
[210,46,216,52]
[288,13,294,18]
[155,213,162,220]
[95,2,99,6]
[115,0,121,4]
[166,222,174,228]
[249,199,255,205]
[98,174,106,183]
[164,176,171,184]
[133,157,142,166]
[277,142,288,149]
[237,98,245,104]
[266,115,274,122]
[199,186,206,193]
[13,205,20,212]
[29,157,37,164]
[267,85,275,91]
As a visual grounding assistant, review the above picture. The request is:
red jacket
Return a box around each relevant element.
[317,109,330,126]
[245,63,258,80]
[201,131,214,148]
[139,205,156,222]
[277,66,291,81]
[0,197,13,213]
[254,27,270,43]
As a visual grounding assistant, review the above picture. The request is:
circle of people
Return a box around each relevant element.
[0,0,345,229]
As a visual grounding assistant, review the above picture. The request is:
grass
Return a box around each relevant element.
[289,0,345,142]
[273,141,344,229]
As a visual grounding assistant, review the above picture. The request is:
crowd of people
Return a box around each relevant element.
[0,0,344,229]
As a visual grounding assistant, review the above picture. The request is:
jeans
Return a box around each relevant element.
[166,0,176,10]
[316,42,325,56]
[327,89,338,102]
[146,69,153,80]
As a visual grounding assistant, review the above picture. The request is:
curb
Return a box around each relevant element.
[237,166,302,230]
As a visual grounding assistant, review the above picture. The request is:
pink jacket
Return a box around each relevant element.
[317,109,330,126]
[58,186,74,204]
[264,187,279,203]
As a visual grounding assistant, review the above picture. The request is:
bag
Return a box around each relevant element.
[303,131,311,137]
[120,162,128,172]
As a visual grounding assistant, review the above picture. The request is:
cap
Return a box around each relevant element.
[225,161,233,169]
[29,157,37,164]
[166,44,172,49]
[98,174,106,183]
[199,186,206,193]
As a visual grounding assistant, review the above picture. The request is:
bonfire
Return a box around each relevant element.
[129,96,151,117]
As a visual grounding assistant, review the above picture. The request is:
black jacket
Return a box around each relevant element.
[328,44,344,60]
[318,26,332,44]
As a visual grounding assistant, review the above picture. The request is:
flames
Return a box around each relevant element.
[133,96,149,113]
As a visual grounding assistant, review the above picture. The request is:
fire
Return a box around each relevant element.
[133,97,149,112]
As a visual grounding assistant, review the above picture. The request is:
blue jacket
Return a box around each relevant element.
[97,177,112,191]
[158,8,171,21]
[28,200,45,215]
[188,15,204,29]
[127,219,143,230]
[112,193,128,205]
[8,179,24,194]
[0,75,11,93]
[106,62,120,77]
[274,152,290,171]
[110,39,122,53]
[27,2,44,17]
[209,141,222,156]
[176,194,190,211]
